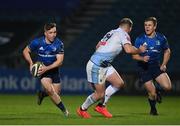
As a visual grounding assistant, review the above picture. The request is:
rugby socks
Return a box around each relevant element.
[148,98,157,110]
[154,82,164,92]
[102,85,119,106]
[57,101,66,112]
[81,94,97,110]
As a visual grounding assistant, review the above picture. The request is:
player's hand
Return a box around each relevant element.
[143,56,150,62]
[38,65,48,76]
[139,45,147,53]
[160,65,167,72]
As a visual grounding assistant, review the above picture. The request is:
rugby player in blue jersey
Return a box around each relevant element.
[23,23,69,116]
[132,17,172,115]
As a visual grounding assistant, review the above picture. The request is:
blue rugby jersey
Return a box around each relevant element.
[135,32,169,64]
[28,36,64,66]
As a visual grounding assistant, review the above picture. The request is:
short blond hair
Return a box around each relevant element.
[119,18,133,27]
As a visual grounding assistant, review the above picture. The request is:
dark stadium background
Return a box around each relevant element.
[0,0,179,97]
[0,0,180,125]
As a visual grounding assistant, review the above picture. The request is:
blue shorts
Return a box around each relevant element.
[40,68,61,83]
[138,62,164,84]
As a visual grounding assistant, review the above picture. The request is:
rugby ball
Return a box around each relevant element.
[31,62,43,77]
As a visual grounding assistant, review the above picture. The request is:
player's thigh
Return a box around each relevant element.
[155,73,172,91]
[106,67,124,88]
[41,77,54,93]
[86,60,107,84]
[144,80,156,95]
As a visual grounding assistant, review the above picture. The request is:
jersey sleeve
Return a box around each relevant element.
[119,32,131,45]
[28,39,39,52]
[162,35,169,50]
[57,42,64,54]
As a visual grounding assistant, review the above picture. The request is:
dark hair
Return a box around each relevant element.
[44,23,56,31]
[119,18,133,27]
[144,17,157,26]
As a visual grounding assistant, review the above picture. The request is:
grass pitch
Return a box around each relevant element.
[0,94,179,125]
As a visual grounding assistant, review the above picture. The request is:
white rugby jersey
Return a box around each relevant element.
[90,27,131,66]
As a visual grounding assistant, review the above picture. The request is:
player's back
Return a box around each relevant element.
[90,27,131,66]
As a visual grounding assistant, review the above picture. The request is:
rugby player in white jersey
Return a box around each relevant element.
[77,18,147,118]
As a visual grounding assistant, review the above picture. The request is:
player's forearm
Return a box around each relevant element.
[46,54,64,70]
[46,61,63,70]
[132,54,144,61]
[162,49,171,66]
[125,45,141,54]
[130,46,142,54]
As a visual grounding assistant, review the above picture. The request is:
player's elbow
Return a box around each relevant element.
[167,49,171,55]
[23,48,28,57]
[56,60,63,67]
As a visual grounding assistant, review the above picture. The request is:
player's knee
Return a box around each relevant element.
[46,88,55,96]
[113,80,125,89]
[120,81,125,88]
[96,92,104,100]
[163,84,172,91]
[148,91,156,99]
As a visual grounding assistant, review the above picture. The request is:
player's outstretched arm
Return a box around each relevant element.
[123,43,146,54]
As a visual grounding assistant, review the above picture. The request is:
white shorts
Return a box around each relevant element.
[86,60,116,84]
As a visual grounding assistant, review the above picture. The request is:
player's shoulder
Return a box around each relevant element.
[54,37,62,43]
[156,32,167,41]
[113,27,129,38]
[114,27,125,34]
[54,37,64,47]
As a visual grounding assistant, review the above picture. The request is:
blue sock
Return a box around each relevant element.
[148,98,156,110]
[57,101,66,112]
[154,82,164,92]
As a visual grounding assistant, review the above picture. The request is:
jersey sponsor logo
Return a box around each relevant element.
[149,47,154,50]
[99,41,107,46]
[151,50,159,52]
[38,54,56,57]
